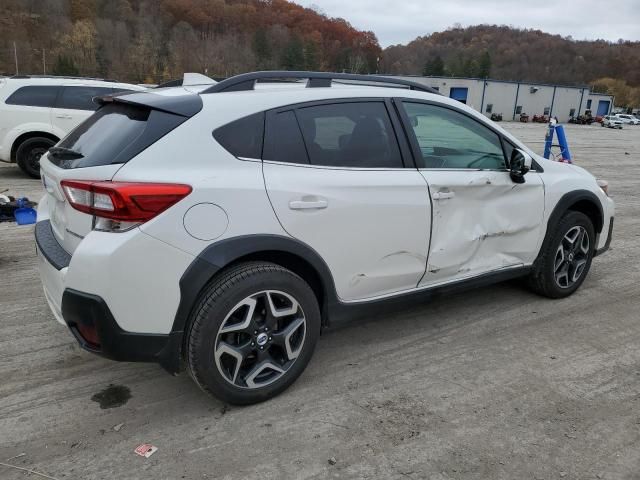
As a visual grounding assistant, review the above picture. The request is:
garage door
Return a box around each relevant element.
[597,100,610,116]
[449,87,468,104]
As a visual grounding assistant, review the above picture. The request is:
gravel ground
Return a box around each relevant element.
[0,123,639,480]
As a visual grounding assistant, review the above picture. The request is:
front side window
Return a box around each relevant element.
[295,102,403,168]
[403,102,507,170]
[5,85,60,107]
[57,86,114,111]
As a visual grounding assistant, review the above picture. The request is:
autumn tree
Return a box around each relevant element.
[423,55,444,76]
[478,51,491,78]
[52,55,79,76]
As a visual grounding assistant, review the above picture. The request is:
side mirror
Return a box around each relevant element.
[510,148,532,183]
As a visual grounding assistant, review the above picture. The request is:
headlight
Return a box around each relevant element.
[597,179,609,196]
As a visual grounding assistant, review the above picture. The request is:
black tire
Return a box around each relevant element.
[187,262,321,405]
[528,211,595,298]
[16,137,55,178]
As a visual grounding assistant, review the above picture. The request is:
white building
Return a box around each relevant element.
[389,75,615,122]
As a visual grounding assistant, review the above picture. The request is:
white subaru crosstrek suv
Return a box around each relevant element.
[0,76,145,177]
[35,71,614,405]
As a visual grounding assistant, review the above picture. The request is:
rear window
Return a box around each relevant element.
[57,86,115,111]
[213,112,264,159]
[263,110,309,164]
[295,102,403,168]
[50,103,187,169]
[5,85,60,107]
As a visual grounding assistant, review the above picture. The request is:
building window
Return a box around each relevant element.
[544,107,550,115]
[485,104,493,113]
[569,108,576,117]
[515,106,522,114]
[586,99,592,109]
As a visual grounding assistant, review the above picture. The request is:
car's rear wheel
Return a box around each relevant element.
[16,137,56,178]
[528,211,595,298]
[187,262,320,405]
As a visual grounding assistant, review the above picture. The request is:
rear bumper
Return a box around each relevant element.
[61,288,171,364]
[35,218,192,373]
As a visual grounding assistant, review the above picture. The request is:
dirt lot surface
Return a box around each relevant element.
[1,123,638,480]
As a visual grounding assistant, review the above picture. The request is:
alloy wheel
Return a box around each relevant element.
[553,225,590,288]
[214,290,306,389]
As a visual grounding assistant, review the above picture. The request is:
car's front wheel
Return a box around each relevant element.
[528,211,595,298]
[187,262,320,405]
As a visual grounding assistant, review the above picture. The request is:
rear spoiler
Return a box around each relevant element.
[95,91,203,117]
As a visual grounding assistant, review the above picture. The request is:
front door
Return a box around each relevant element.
[262,100,431,301]
[399,100,545,286]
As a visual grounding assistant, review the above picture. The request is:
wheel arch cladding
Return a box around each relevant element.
[546,190,604,242]
[165,235,338,372]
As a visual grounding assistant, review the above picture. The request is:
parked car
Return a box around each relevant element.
[614,114,640,125]
[602,115,623,129]
[0,76,146,177]
[35,71,615,405]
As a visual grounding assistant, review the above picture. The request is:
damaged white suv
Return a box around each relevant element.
[36,72,614,405]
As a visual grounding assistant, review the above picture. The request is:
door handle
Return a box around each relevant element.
[289,198,328,210]
[432,191,455,200]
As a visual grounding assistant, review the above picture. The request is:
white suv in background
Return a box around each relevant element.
[614,114,640,125]
[0,76,145,177]
[602,115,623,129]
[35,72,614,405]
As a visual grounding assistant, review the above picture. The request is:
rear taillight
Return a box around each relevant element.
[61,180,192,232]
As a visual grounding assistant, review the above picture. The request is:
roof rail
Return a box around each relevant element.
[9,75,118,82]
[201,71,441,95]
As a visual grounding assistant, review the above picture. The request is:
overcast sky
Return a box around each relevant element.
[293,0,640,47]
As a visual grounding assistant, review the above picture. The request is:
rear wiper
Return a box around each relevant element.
[48,147,84,160]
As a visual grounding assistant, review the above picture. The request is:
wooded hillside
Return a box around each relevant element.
[0,0,381,82]
[383,25,639,84]
[2,3,639,105]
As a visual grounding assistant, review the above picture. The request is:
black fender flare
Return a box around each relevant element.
[158,234,338,373]
[536,189,604,263]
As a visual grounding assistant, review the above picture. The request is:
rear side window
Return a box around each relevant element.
[50,103,188,169]
[213,112,264,159]
[5,85,60,107]
[263,110,309,164]
[57,86,115,111]
[295,102,403,168]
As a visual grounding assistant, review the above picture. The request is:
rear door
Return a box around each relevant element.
[398,100,545,286]
[262,99,431,302]
[50,85,115,135]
